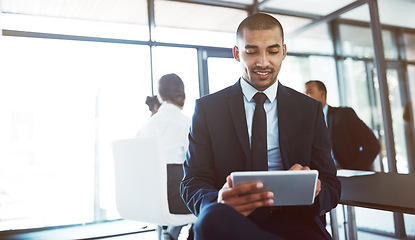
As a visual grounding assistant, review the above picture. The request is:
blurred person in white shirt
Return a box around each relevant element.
[137,73,192,240]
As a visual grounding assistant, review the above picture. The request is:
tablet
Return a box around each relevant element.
[230,170,319,206]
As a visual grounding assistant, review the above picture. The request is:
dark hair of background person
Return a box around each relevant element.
[145,95,161,112]
[305,80,327,96]
[236,13,284,43]
[158,73,186,108]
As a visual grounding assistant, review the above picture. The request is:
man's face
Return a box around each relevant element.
[233,28,287,91]
[305,83,325,104]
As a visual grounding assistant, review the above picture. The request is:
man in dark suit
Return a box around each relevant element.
[305,80,380,170]
[180,13,341,240]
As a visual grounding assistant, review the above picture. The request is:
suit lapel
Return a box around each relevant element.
[227,81,252,170]
[277,83,294,169]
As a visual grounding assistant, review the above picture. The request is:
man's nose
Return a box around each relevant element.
[255,53,269,67]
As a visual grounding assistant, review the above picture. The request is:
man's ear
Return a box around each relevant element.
[282,44,287,60]
[233,46,240,62]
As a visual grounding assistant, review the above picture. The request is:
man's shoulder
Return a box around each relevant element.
[329,106,360,123]
[329,106,355,114]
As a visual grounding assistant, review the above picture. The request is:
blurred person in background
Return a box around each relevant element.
[305,80,380,171]
[137,73,192,240]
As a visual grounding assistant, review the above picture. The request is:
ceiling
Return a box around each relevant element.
[261,0,414,29]
[1,0,414,32]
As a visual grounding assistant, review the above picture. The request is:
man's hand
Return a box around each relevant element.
[289,164,321,198]
[217,175,274,216]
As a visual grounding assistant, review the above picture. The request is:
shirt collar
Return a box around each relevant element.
[240,78,279,102]
[323,104,328,117]
[158,102,181,112]
[322,104,328,126]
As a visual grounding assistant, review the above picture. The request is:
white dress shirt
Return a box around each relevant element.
[322,104,328,126]
[240,79,283,170]
[136,103,191,164]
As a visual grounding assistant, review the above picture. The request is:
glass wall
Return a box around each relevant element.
[342,59,374,127]
[1,0,415,237]
[208,57,241,94]
[152,46,200,118]
[337,14,415,237]
[339,24,397,60]
[286,24,333,55]
[384,69,407,173]
[1,0,149,41]
[404,33,415,61]
[409,65,415,124]
[279,55,339,105]
[0,34,152,230]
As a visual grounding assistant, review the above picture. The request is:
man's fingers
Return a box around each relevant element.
[236,197,275,216]
[222,188,274,207]
[219,181,263,203]
[226,181,264,198]
[289,163,310,171]
[229,191,274,214]
[226,175,233,188]
[315,179,321,197]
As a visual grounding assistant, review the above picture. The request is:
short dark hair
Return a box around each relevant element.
[158,73,186,107]
[236,13,284,43]
[305,80,327,95]
[145,95,160,112]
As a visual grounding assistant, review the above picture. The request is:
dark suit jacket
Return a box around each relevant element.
[327,106,380,170]
[181,81,341,233]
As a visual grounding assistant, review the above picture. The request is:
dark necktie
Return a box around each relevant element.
[251,92,268,171]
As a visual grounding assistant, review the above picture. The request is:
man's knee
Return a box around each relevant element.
[195,203,232,228]
[194,203,238,238]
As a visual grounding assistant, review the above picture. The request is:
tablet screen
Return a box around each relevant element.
[230,170,319,206]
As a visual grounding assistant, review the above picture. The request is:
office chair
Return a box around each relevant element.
[112,136,197,239]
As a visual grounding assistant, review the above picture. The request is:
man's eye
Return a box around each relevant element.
[246,51,256,54]
[269,51,279,54]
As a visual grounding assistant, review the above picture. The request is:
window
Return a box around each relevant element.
[279,55,339,106]
[208,57,241,94]
[342,59,373,126]
[408,65,415,123]
[1,0,149,41]
[404,33,415,61]
[339,24,397,60]
[152,46,200,118]
[287,24,333,55]
[0,36,151,230]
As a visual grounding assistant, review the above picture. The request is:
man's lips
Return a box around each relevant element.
[255,71,270,75]
[253,69,273,78]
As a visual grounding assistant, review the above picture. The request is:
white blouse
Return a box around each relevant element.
[136,103,191,164]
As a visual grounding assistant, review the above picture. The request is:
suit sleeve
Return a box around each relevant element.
[310,103,341,216]
[346,108,380,170]
[180,99,218,216]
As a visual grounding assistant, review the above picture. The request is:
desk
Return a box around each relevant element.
[338,170,415,214]
[334,170,415,240]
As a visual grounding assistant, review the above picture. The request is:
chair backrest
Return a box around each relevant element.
[112,136,197,226]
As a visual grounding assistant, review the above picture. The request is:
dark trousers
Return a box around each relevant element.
[194,203,331,240]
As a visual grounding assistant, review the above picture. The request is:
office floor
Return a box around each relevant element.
[6,209,413,240]
[104,223,401,240]
[103,229,400,240]
[102,207,415,240]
